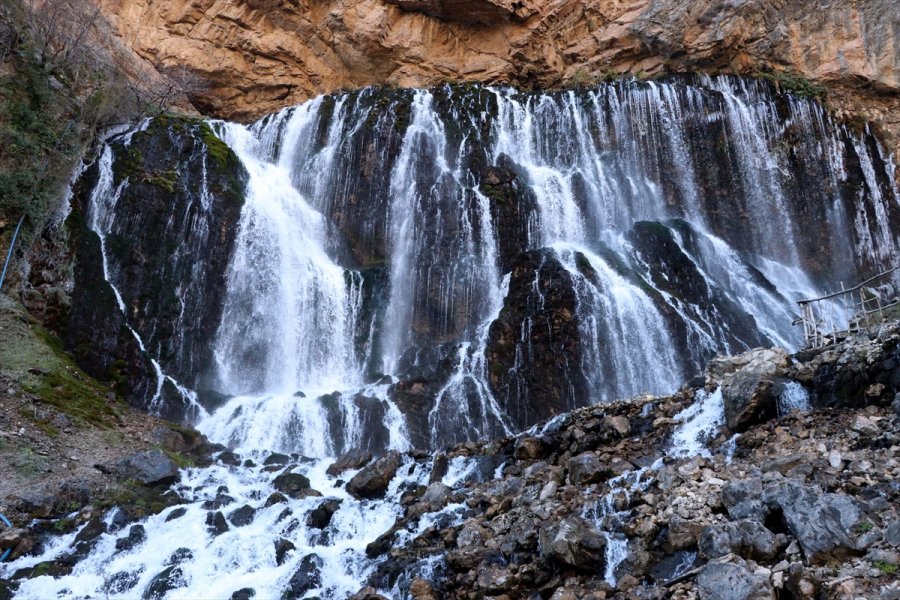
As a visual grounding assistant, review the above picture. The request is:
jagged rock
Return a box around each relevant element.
[699,520,778,560]
[721,478,767,520]
[326,449,374,476]
[567,452,606,485]
[539,516,606,571]
[514,436,548,460]
[885,521,900,547]
[274,538,296,566]
[347,586,389,600]
[0,528,33,560]
[112,450,180,486]
[346,452,401,499]
[228,504,256,527]
[696,558,775,600]
[115,525,146,552]
[719,348,790,431]
[763,480,863,563]
[665,517,705,552]
[272,472,312,497]
[409,578,440,600]
[206,511,229,536]
[167,548,193,565]
[306,499,342,529]
[165,507,188,521]
[282,554,323,599]
[218,451,242,466]
[263,453,292,466]
[144,565,186,599]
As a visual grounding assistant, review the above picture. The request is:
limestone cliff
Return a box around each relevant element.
[92,0,899,153]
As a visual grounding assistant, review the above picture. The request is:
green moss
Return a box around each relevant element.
[19,325,123,427]
[874,561,897,575]
[855,521,874,533]
[757,70,826,100]
[199,122,235,170]
[142,168,179,193]
[112,146,144,183]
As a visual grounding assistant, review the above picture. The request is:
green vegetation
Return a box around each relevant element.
[757,70,826,100]
[874,561,897,575]
[855,521,874,534]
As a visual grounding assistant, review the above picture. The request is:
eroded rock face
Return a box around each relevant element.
[90,0,900,158]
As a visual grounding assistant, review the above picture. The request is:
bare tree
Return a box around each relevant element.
[24,0,104,74]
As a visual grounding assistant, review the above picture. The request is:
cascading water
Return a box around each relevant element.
[7,75,900,599]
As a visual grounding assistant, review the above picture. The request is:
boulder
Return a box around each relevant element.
[539,516,606,571]
[228,505,256,527]
[346,452,402,499]
[721,478,767,520]
[112,450,180,486]
[231,589,256,600]
[665,517,705,552]
[567,452,607,485]
[714,348,790,431]
[272,472,312,497]
[263,453,292,466]
[696,559,775,600]
[114,525,146,552]
[306,499,342,529]
[274,538,295,566]
[144,565,186,599]
[326,449,373,476]
[763,480,863,563]
[282,554,323,599]
[514,436,548,460]
[699,520,778,560]
[206,511,229,536]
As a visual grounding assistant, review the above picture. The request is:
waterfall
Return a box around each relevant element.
[72,76,899,451]
[8,75,900,600]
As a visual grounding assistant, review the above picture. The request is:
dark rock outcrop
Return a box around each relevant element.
[347,451,402,499]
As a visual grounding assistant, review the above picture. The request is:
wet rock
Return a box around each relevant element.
[19,560,73,580]
[306,499,342,529]
[228,504,257,527]
[347,451,401,499]
[144,565,186,599]
[539,516,606,571]
[272,472,312,497]
[265,492,289,507]
[103,570,142,594]
[648,550,699,584]
[206,511,229,536]
[699,520,778,560]
[429,453,449,484]
[218,451,241,466]
[115,524,146,552]
[0,528,34,559]
[166,507,188,521]
[274,538,296,566]
[113,449,180,486]
[326,449,373,476]
[231,589,256,600]
[763,480,863,563]
[567,452,606,485]
[167,547,193,565]
[264,452,292,466]
[696,558,775,600]
[282,554,323,599]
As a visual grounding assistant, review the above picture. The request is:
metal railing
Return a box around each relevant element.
[796,266,900,348]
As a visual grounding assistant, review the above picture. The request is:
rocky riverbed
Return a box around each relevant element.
[2,321,899,599]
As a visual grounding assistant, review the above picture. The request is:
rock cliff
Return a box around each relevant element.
[91,0,900,154]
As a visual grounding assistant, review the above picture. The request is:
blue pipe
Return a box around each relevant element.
[0,511,12,562]
[0,214,25,292]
